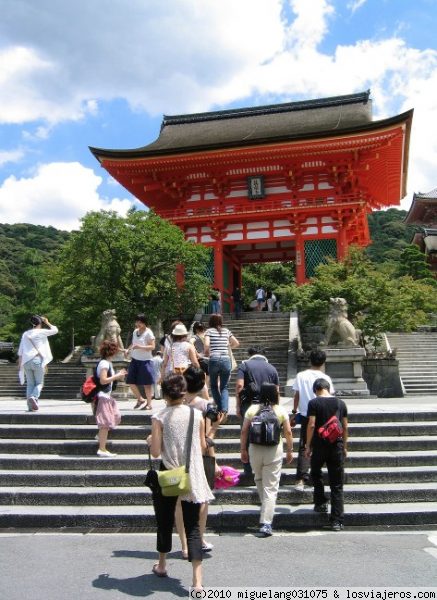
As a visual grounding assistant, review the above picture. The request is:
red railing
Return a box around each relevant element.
[155,194,368,222]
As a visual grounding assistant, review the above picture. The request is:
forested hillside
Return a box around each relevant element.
[366,208,415,262]
[0,224,69,341]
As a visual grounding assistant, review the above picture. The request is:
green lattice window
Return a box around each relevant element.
[203,249,215,313]
[304,239,337,278]
[205,248,214,283]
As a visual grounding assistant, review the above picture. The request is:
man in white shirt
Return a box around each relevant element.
[18,315,58,411]
[125,314,155,410]
[291,350,334,492]
[255,286,265,311]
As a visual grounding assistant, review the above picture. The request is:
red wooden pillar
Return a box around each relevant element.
[337,215,347,260]
[214,242,224,294]
[295,231,306,284]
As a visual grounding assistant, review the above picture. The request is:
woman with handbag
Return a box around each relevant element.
[148,373,214,589]
[204,313,239,420]
[175,366,224,558]
[18,315,58,412]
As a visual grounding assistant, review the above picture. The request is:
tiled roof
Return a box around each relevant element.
[91,91,380,159]
[414,188,437,200]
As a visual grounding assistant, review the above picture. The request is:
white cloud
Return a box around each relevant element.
[347,0,367,13]
[0,162,137,230]
[286,0,334,50]
[0,149,25,167]
[1,0,437,210]
[0,0,285,122]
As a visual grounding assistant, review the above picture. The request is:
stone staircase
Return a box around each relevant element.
[201,312,290,393]
[0,363,85,400]
[386,332,437,395]
[0,408,437,529]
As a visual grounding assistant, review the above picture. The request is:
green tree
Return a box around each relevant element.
[50,209,211,349]
[242,262,295,308]
[281,247,437,347]
[396,244,436,283]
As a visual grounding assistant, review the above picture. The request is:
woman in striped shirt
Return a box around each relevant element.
[204,314,239,416]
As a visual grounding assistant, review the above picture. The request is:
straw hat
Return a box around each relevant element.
[172,323,188,336]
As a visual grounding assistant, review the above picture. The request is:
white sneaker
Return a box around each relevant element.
[97,449,117,458]
[202,541,214,552]
[28,397,39,411]
[294,481,305,492]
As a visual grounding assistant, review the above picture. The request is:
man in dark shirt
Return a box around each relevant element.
[305,378,348,531]
[232,286,242,319]
[236,346,280,476]
[235,346,280,418]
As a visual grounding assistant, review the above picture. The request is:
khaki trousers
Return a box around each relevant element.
[249,443,283,525]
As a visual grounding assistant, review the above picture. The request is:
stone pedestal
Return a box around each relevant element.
[324,347,370,397]
[81,355,132,400]
[362,358,404,398]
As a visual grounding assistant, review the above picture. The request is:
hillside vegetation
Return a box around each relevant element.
[0,224,69,341]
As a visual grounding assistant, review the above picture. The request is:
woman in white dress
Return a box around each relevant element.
[161,323,199,376]
[148,373,214,590]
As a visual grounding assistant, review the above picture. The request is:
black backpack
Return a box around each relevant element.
[249,404,281,446]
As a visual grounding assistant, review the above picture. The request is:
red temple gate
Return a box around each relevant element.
[90,91,412,312]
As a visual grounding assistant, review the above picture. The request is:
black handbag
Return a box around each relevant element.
[144,446,159,491]
[202,446,216,489]
[198,356,209,375]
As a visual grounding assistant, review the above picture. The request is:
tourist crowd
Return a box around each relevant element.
[18,311,348,591]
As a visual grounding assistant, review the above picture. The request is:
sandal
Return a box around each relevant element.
[141,404,152,411]
[152,564,167,577]
[134,400,145,409]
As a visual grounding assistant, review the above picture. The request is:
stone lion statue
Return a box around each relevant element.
[320,297,361,348]
[93,309,124,353]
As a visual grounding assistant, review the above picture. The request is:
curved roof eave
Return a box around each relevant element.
[89,109,413,164]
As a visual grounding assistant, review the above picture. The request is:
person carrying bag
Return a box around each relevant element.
[157,407,194,496]
[147,373,213,589]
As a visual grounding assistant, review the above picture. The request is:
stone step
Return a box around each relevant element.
[1,450,437,470]
[2,435,437,454]
[2,466,437,487]
[399,372,437,376]
[1,410,437,425]
[1,502,436,529]
[404,385,437,391]
[2,482,437,506]
[1,421,435,439]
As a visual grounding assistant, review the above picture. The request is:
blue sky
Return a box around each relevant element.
[1,0,437,230]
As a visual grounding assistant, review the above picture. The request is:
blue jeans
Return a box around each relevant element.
[24,356,44,402]
[211,300,220,314]
[208,355,231,412]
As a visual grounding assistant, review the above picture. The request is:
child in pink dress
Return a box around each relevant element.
[94,340,127,458]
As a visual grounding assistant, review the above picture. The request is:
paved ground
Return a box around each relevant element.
[0,530,436,599]
[1,393,437,414]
